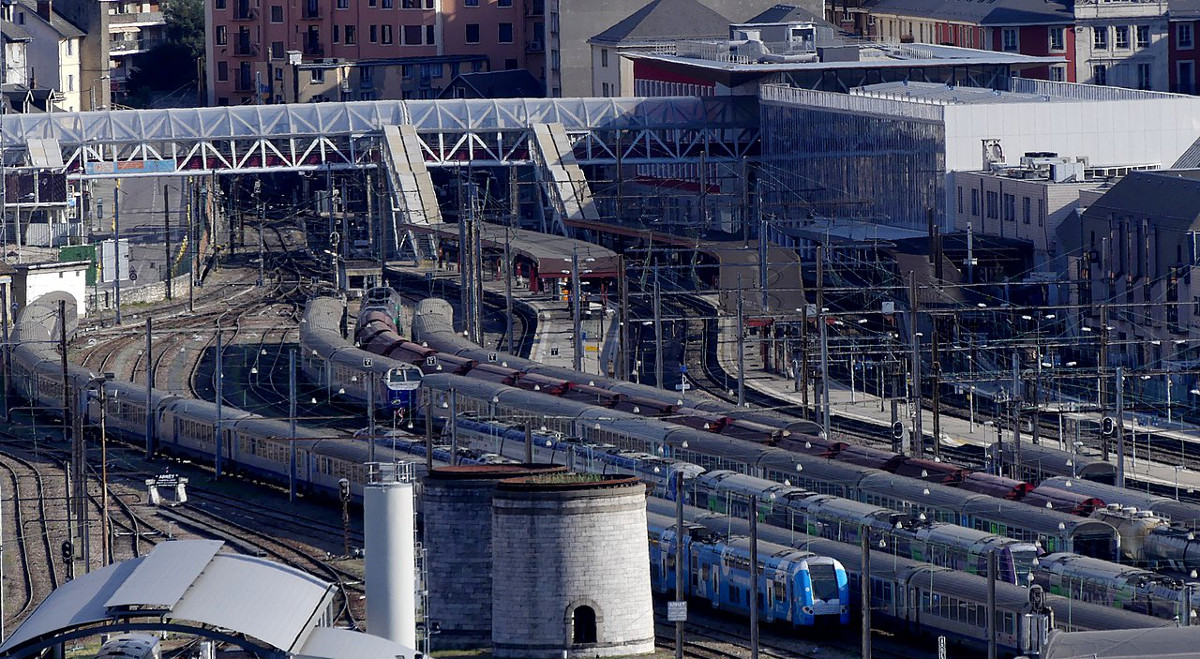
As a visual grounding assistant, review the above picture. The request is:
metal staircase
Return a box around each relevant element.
[380,124,443,263]
[529,122,600,236]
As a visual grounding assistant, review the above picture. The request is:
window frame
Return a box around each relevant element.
[1093,25,1108,50]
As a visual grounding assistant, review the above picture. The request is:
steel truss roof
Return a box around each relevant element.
[1,97,759,177]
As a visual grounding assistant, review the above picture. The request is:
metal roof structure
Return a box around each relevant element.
[1041,626,1200,658]
[0,96,759,177]
[0,540,414,659]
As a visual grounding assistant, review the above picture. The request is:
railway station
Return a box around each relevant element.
[9,22,1200,659]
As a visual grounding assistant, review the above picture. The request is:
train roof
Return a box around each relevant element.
[1042,476,1200,527]
[694,470,809,500]
[647,499,1169,633]
[764,452,877,490]
[1000,442,1116,481]
[161,398,255,422]
[1037,552,1158,582]
[1040,624,1200,658]
[411,298,459,344]
[230,415,331,441]
[857,472,988,511]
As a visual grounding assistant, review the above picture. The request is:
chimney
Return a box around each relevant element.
[35,0,50,21]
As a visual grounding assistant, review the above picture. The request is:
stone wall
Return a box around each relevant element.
[491,481,654,659]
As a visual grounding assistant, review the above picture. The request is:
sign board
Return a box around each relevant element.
[426,356,437,367]
[155,473,180,488]
[675,381,691,392]
[363,358,373,368]
[937,635,946,659]
[85,159,176,176]
[667,601,688,622]
[488,352,498,363]
[100,239,131,283]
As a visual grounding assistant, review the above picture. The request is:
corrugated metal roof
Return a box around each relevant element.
[169,554,335,653]
[0,541,411,658]
[106,539,222,611]
[296,626,411,658]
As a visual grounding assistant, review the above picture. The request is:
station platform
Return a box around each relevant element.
[708,297,1200,494]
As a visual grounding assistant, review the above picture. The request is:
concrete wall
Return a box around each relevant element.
[941,96,1200,174]
[88,272,189,313]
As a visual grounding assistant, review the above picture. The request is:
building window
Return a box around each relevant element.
[275,67,284,80]
[311,68,324,82]
[216,25,227,45]
[1002,28,1018,51]
[360,66,374,86]
[382,24,393,44]
[1049,65,1066,82]
[602,82,610,96]
[66,40,73,56]
[504,57,517,69]
[1115,25,1129,48]
[498,22,513,43]
[1093,64,1107,85]
[465,0,479,5]
[383,0,393,7]
[1022,197,1031,224]
[217,61,229,81]
[1179,61,1195,93]
[1038,199,1045,226]
[499,0,513,6]
[971,188,979,216]
[985,190,998,219]
[1049,27,1064,51]
[1136,25,1149,47]
[333,24,340,42]
[1138,62,1151,89]
[466,23,480,43]
[426,24,435,44]
[369,24,378,42]
[67,74,74,92]
[1180,23,1194,49]
[1093,26,1107,49]
[337,0,348,8]
[215,0,225,8]
[956,186,963,214]
[601,48,609,67]
[345,25,356,44]
[271,5,283,22]
[403,0,419,6]
[271,41,284,59]
[404,24,421,44]
[1003,194,1015,222]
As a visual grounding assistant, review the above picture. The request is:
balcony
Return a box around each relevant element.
[235,41,260,57]
[109,10,165,26]
[302,2,321,19]
[110,37,163,54]
[304,41,324,56]
[233,7,259,20]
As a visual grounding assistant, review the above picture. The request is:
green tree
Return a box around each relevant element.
[163,0,204,60]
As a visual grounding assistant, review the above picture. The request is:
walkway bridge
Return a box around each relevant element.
[1,96,759,176]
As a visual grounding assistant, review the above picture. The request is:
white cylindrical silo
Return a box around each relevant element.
[365,461,417,650]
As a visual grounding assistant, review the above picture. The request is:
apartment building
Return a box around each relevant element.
[5,0,85,111]
[1169,0,1200,92]
[205,0,548,105]
[107,0,167,95]
[861,0,1171,91]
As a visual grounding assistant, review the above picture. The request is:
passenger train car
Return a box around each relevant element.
[647,499,1172,658]
[647,511,851,627]
[301,296,423,412]
[9,294,401,501]
[420,373,1120,560]
[1034,552,1200,621]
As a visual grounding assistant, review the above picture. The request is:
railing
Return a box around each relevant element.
[760,83,946,122]
[1007,77,1187,101]
[108,10,164,25]
[233,7,258,20]
[110,37,163,53]
[235,41,259,57]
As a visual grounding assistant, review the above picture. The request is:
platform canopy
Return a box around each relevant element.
[0,540,412,659]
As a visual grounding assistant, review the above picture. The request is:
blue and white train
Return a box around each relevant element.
[646,510,851,627]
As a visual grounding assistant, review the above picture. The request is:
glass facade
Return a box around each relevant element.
[761,98,946,228]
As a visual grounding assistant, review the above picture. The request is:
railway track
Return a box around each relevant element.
[0,447,61,632]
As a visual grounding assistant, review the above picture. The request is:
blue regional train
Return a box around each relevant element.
[647,510,851,627]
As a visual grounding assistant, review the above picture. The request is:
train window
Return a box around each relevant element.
[728,584,737,602]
